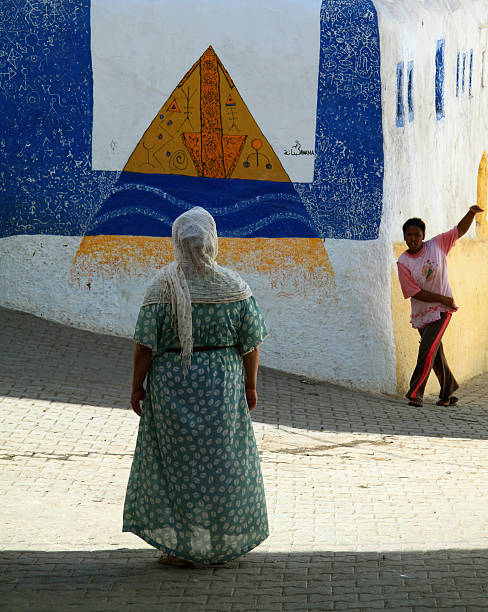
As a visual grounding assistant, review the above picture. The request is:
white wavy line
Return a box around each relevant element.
[89,207,314,236]
[88,207,173,231]
[110,182,302,215]
[233,212,314,236]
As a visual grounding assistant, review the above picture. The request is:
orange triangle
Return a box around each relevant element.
[222,135,247,178]
[181,132,202,175]
[167,98,180,112]
[123,46,290,181]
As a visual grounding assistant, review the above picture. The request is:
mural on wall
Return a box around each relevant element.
[86,45,313,237]
[1,0,384,297]
[74,44,333,295]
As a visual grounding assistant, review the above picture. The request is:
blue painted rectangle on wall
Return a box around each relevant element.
[469,49,473,97]
[462,52,466,93]
[456,51,460,97]
[435,39,445,120]
[396,62,405,127]
[407,61,414,123]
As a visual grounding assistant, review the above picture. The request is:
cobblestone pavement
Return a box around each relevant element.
[1,306,488,611]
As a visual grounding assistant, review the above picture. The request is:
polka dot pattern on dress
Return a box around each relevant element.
[123,297,269,564]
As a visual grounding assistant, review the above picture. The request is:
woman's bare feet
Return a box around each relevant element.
[158,553,194,568]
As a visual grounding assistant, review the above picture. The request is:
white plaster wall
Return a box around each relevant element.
[238,231,397,393]
[0,232,397,393]
[0,236,140,336]
[375,0,488,245]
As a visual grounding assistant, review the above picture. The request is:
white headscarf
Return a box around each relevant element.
[142,206,252,370]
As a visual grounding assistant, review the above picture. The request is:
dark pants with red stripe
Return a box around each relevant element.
[407,313,459,401]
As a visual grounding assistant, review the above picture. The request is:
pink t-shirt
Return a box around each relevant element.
[397,227,458,329]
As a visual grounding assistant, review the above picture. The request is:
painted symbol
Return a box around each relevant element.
[179,86,196,131]
[243,138,272,170]
[169,149,188,171]
[167,99,180,112]
[225,95,236,106]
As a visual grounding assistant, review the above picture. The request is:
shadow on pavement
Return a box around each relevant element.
[2,307,488,440]
[252,369,488,441]
[1,548,487,611]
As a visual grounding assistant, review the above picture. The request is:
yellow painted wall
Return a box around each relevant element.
[391,152,488,396]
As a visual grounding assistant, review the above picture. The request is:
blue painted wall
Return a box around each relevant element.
[0,0,383,241]
[296,0,384,240]
[0,1,115,237]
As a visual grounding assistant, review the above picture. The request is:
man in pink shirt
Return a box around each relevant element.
[397,204,483,407]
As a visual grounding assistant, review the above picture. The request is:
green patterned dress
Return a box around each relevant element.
[123,296,269,564]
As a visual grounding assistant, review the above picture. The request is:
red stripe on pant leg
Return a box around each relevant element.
[410,313,451,399]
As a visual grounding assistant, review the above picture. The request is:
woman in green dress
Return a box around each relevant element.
[123,206,269,567]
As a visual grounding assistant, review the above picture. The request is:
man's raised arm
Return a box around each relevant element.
[457,205,484,238]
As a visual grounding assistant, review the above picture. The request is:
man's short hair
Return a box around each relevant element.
[402,217,426,235]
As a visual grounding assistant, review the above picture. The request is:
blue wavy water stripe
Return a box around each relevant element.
[89,206,314,236]
[232,212,314,236]
[108,183,303,216]
[88,207,173,231]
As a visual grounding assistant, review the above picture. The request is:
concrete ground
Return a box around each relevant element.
[1,306,488,611]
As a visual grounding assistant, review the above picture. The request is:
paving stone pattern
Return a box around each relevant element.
[1,307,487,611]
